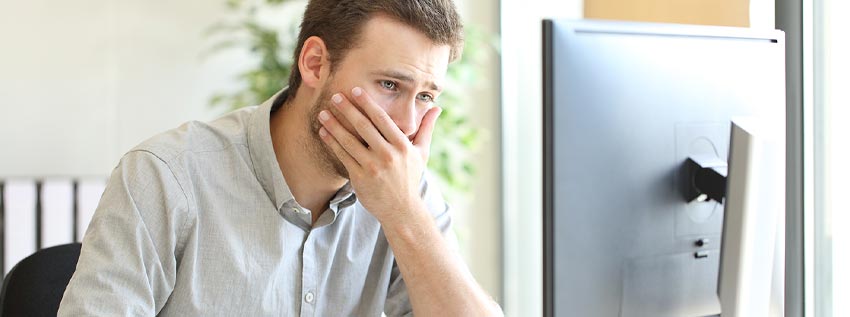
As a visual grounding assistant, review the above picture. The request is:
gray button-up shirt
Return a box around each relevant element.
[58,90,455,316]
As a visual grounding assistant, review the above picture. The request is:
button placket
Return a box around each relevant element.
[299,231,317,317]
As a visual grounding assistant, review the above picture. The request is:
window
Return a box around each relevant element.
[813,0,847,315]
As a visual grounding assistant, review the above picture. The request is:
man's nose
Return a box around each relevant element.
[387,98,418,139]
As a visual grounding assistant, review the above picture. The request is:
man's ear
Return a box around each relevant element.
[298,36,330,89]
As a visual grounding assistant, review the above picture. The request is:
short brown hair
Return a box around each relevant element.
[284,0,464,102]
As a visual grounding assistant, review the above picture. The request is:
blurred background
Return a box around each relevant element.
[0,0,846,316]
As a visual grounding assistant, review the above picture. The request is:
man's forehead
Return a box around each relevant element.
[348,15,451,88]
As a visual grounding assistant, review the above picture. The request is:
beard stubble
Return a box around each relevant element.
[305,85,351,179]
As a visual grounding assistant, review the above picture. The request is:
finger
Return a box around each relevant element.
[412,106,442,162]
[349,87,408,146]
[318,109,371,164]
[331,92,391,150]
[412,106,442,148]
[318,126,361,170]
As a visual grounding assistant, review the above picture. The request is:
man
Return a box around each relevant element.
[58,0,501,316]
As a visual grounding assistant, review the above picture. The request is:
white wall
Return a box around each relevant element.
[750,0,776,29]
[0,0,249,177]
[500,1,582,316]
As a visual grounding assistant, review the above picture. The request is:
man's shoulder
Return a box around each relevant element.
[129,106,259,163]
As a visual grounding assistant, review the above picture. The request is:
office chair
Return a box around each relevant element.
[0,243,82,317]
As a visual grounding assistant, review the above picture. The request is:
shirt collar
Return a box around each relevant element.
[248,89,295,211]
[329,183,357,211]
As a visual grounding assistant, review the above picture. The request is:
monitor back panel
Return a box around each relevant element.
[542,19,785,317]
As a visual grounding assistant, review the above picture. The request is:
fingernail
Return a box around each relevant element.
[332,93,343,104]
[319,127,327,137]
[351,87,362,97]
[319,110,330,122]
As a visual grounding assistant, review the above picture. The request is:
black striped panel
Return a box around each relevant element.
[35,180,43,251]
[1,178,102,274]
[72,180,79,243]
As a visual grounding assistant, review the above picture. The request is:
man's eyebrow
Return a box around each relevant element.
[372,70,442,92]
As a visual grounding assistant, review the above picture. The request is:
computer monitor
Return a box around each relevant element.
[542,19,785,316]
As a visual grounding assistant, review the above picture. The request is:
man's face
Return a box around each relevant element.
[306,15,452,178]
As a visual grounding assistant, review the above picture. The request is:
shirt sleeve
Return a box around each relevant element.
[58,150,191,316]
[384,171,458,317]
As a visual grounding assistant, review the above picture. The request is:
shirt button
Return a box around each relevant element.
[305,291,315,303]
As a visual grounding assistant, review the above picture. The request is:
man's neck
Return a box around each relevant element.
[269,89,348,224]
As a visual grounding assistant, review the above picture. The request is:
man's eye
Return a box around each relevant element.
[380,80,397,90]
[417,93,434,103]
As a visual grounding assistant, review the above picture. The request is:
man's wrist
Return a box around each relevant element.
[378,199,434,239]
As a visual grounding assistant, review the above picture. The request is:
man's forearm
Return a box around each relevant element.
[381,203,502,316]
